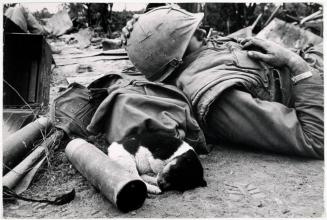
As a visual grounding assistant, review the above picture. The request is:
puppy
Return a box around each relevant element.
[107,132,207,194]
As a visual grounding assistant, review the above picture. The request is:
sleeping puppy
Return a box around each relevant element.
[107,132,207,194]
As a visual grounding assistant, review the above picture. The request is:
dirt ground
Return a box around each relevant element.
[3,39,325,218]
[3,144,324,218]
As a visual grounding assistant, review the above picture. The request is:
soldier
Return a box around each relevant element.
[124,5,324,159]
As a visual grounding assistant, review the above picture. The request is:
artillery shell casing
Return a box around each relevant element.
[3,130,64,191]
[65,139,147,212]
[3,117,52,175]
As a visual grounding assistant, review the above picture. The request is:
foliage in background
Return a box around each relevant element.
[6,2,320,38]
[33,8,53,25]
[54,3,141,38]
[184,2,322,35]
[109,10,141,36]
[202,3,257,34]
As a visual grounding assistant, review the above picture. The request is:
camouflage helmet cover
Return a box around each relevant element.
[126,6,204,81]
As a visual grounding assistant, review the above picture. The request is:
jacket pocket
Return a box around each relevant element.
[231,50,270,88]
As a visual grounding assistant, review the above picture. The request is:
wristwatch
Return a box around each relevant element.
[291,71,313,84]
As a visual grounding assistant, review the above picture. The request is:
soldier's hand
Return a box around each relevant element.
[241,37,293,67]
[121,14,140,45]
[241,37,310,74]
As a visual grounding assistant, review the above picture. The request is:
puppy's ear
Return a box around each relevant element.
[200,179,207,187]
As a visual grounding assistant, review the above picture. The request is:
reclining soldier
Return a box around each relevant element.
[124,5,324,159]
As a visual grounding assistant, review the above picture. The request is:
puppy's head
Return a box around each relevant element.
[157,148,207,192]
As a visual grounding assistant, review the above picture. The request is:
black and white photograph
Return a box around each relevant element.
[2,0,324,218]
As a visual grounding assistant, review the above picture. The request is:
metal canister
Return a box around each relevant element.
[65,139,147,212]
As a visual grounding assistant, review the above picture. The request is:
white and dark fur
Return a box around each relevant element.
[107,133,207,194]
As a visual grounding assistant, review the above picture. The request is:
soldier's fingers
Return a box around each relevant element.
[239,37,251,45]
[236,37,245,44]
[247,51,271,62]
[126,20,134,31]
[242,37,270,51]
[118,38,124,46]
[122,27,130,38]
[242,41,254,49]
[248,38,270,50]
[132,14,140,21]
[120,34,127,45]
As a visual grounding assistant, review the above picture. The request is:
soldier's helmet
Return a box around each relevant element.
[126,5,204,82]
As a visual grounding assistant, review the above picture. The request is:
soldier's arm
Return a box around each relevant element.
[207,82,323,158]
[206,38,323,158]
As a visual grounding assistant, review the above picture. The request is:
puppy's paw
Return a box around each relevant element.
[146,184,162,195]
[141,174,158,186]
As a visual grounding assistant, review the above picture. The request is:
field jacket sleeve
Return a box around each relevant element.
[207,46,324,159]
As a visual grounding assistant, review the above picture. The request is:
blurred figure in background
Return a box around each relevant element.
[4,4,49,34]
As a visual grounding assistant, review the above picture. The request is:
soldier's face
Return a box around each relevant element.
[185,28,206,56]
[185,35,203,55]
